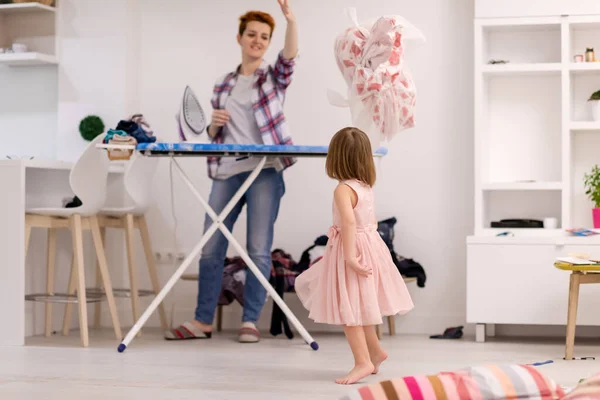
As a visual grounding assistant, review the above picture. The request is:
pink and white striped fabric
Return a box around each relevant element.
[563,372,600,399]
[340,364,566,400]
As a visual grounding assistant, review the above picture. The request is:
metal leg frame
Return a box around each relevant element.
[118,156,318,352]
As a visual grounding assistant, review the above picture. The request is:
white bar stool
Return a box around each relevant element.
[25,134,122,347]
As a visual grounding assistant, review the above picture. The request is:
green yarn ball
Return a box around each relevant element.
[79,115,105,141]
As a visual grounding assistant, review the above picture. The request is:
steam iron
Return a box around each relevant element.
[177,85,206,141]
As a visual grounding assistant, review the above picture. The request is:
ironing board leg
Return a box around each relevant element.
[118,157,265,351]
[172,158,318,351]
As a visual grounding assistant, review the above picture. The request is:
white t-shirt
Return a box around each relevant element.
[214,74,282,180]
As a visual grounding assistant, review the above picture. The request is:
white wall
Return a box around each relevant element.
[0,66,58,159]
[134,0,475,335]
[56,0,138,162]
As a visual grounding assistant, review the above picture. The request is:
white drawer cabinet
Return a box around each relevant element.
[466,237,600,342]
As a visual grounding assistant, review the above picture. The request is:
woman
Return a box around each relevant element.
[165,0,299,343]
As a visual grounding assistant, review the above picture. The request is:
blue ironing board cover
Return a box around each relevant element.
[136,142,388,157]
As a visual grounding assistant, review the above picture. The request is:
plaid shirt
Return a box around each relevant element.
[206,51,297,178]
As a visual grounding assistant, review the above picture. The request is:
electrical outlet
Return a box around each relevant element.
[155,250,187,264]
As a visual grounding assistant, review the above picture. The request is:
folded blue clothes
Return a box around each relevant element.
[116,120,156,143]
[104,129,128,143]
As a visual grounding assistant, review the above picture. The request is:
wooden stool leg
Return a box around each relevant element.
[93,227,106,329]
[90,216,122,340]
[24,223,32,258]
[565,272,581,360]
[125,214,141,336]
[375,324,382,340]
[62,255,76,336]
[216,305,223,332]
[45,229,57,337]
[71,215,89,347]
[138,215,169,330]
[387,316,396,336]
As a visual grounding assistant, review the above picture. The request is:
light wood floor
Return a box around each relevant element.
[0,330,598,399]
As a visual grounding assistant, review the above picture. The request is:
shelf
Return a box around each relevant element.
[468,232,600,245]
[571,121,600,131]
[478,17,562,28]
[570,63,600,75]
[0,3,55,14]
[0,52,58,66]
[482,63,561,75]
[472,229,566,240]
[482,182,563,190]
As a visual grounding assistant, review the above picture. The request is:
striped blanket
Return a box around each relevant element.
[341,364,565,400]
[563,372,600,399]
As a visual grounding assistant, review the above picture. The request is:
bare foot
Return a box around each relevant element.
[371,350,388,374]
[335,362,375,385]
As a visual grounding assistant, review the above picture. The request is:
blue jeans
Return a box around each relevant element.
[194,168,285,324]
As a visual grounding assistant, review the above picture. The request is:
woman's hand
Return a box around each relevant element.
[278,0,295,22]
[278,0,298,60]
[207,109,229,137]
[347,259,372,277]
[211,109,230,127]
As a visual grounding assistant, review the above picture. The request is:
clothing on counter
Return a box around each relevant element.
[130,114,155,138]
[116,119,156,144]
[103,129,128,143]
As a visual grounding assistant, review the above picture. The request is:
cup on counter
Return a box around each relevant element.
[543,217,558,229]
[11,43,27,53]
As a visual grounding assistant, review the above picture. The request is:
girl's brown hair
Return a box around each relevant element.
[239,11,276,39]
[326,127,376,187]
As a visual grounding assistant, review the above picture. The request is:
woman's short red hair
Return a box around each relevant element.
[239,11,275,38]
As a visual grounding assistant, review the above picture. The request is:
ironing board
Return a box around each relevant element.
[97,142,388,352]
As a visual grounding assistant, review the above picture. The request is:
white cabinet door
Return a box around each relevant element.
[467,243,567,325]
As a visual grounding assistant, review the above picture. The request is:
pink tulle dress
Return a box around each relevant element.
[295,179,414,326]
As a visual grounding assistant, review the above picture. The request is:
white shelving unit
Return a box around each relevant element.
[0,2,55,14]
[0,2,58,67]
[468,13,600,342]
[474,15,600,235]
[0,51,57,66]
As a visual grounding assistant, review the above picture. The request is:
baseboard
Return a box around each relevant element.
[167,296,467,336]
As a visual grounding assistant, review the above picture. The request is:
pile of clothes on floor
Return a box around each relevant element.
[217,249,299,339]
[217,216,427,339]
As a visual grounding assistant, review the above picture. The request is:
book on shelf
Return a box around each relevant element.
[556,256,600,265]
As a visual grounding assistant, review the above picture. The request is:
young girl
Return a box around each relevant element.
[295,127,414,385]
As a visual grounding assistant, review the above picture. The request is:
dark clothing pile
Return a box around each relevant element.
[215,217,427,338]
[216,249,298,339]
